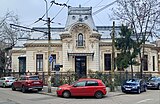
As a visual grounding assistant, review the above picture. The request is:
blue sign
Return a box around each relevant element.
[49,55,53,63]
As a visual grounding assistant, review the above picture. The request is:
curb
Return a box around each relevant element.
[38,91,57,97]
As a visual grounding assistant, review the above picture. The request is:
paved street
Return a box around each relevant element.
[0,87,160,104]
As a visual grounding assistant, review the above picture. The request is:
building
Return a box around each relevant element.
[12,6,160,77]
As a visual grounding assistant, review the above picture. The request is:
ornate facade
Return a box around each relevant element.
[12,6,160,76]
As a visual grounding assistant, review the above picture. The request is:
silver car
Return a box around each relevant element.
[0,77,16,88]
[147,77,160,89]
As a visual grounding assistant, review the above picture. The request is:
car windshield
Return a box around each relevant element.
[148,77,157,82]
[28,76,39,80]
[125,82,138,86]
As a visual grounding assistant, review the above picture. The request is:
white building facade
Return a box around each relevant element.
[12,6,160,77]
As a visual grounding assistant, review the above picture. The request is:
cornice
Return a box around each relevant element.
[24,43,62,47]
[99,42,112,46]
[12,50,26,53]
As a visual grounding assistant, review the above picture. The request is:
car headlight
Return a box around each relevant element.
[57,87,62,90]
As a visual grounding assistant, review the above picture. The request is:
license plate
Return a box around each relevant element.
[125,88,131,90]
[147,85,152,87]
[33,82,40,84]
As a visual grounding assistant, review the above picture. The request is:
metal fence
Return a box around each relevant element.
[1,71,153,87]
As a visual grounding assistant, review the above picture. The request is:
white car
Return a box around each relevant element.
[0,77,16,88]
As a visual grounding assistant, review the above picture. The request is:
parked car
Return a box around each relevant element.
[147,76,160,89]
[121,78,147,94]
[56,78,107,99]
[0,76,16,88]
[12,75,43,93]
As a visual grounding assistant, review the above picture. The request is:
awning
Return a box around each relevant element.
[67,52,94,60]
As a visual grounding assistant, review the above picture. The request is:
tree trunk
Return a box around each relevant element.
[131,60,133,79]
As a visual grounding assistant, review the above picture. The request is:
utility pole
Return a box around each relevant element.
[111,21,115,92]
[47,17,51,93]
[44,0,52,93]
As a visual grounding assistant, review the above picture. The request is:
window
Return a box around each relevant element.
[77,33,84,46]
[153,56,155,71]
[20,77,26,80]
[28,76,39,80]
[36,54,43,71]
[74,81,86,87]
[51,54,56,71]
[104,54,111,71]
[144,55,148,71]
[86,81,98,86]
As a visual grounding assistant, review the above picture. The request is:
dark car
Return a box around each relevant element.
[56,78,107,99]
[12,75,43,93]
[121,78,147,94]
[147,77,160,89]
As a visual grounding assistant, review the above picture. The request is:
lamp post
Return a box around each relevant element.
[44,0,51,93]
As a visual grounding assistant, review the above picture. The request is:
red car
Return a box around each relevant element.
[12,75,43,93]
[56,78,107,98]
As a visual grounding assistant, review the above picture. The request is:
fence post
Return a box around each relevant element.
[42,72,45,85]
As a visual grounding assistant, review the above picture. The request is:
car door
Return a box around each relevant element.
[84,81,99,96]
[70,81,86,96]
[14,77,23,88]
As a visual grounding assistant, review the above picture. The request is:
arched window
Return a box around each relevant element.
[78,33,83,46]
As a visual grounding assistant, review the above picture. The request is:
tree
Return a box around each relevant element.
[112,0,160,78]
[115,25,139,79]
[0,11,24,76]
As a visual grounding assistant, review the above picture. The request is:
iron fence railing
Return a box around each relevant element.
[1,71,153,87]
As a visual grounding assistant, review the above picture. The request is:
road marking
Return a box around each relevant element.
[136,99,153,104]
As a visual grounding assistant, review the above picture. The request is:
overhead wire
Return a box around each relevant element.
[94,15,105,26]
[27,1,54,27]
[50,0,70,23]
[13,33,48,53]
[93,0,104,8]
[92,0,117,15]
[82,0,92,6]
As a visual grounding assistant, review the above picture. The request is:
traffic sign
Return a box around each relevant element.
[49,55,53,63]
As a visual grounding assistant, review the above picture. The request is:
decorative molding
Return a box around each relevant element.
[24,43,62,47]
[12,50,26,53]
[99,42,112,46]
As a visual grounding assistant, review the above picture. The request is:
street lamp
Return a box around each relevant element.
[44,0,52,93]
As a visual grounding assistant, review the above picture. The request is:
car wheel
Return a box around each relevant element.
[122,90,126,93]
[22,86,26,93]
[2,83,6,88]
[62,91,71,98]
[137,88,141,94]
[95,91,103,99]
[158,85,160,90]
[12,84,16,91]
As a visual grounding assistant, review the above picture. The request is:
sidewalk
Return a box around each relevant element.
[38,86,124,97]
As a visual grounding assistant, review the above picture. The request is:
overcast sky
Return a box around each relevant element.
[0,0,119,28]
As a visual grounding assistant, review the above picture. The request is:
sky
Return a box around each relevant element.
[0,0,119,28]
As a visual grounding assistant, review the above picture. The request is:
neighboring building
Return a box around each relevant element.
[12,6,160,77]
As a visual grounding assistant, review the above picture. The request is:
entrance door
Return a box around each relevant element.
[75,56,86,78]
[19,57,26,75]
